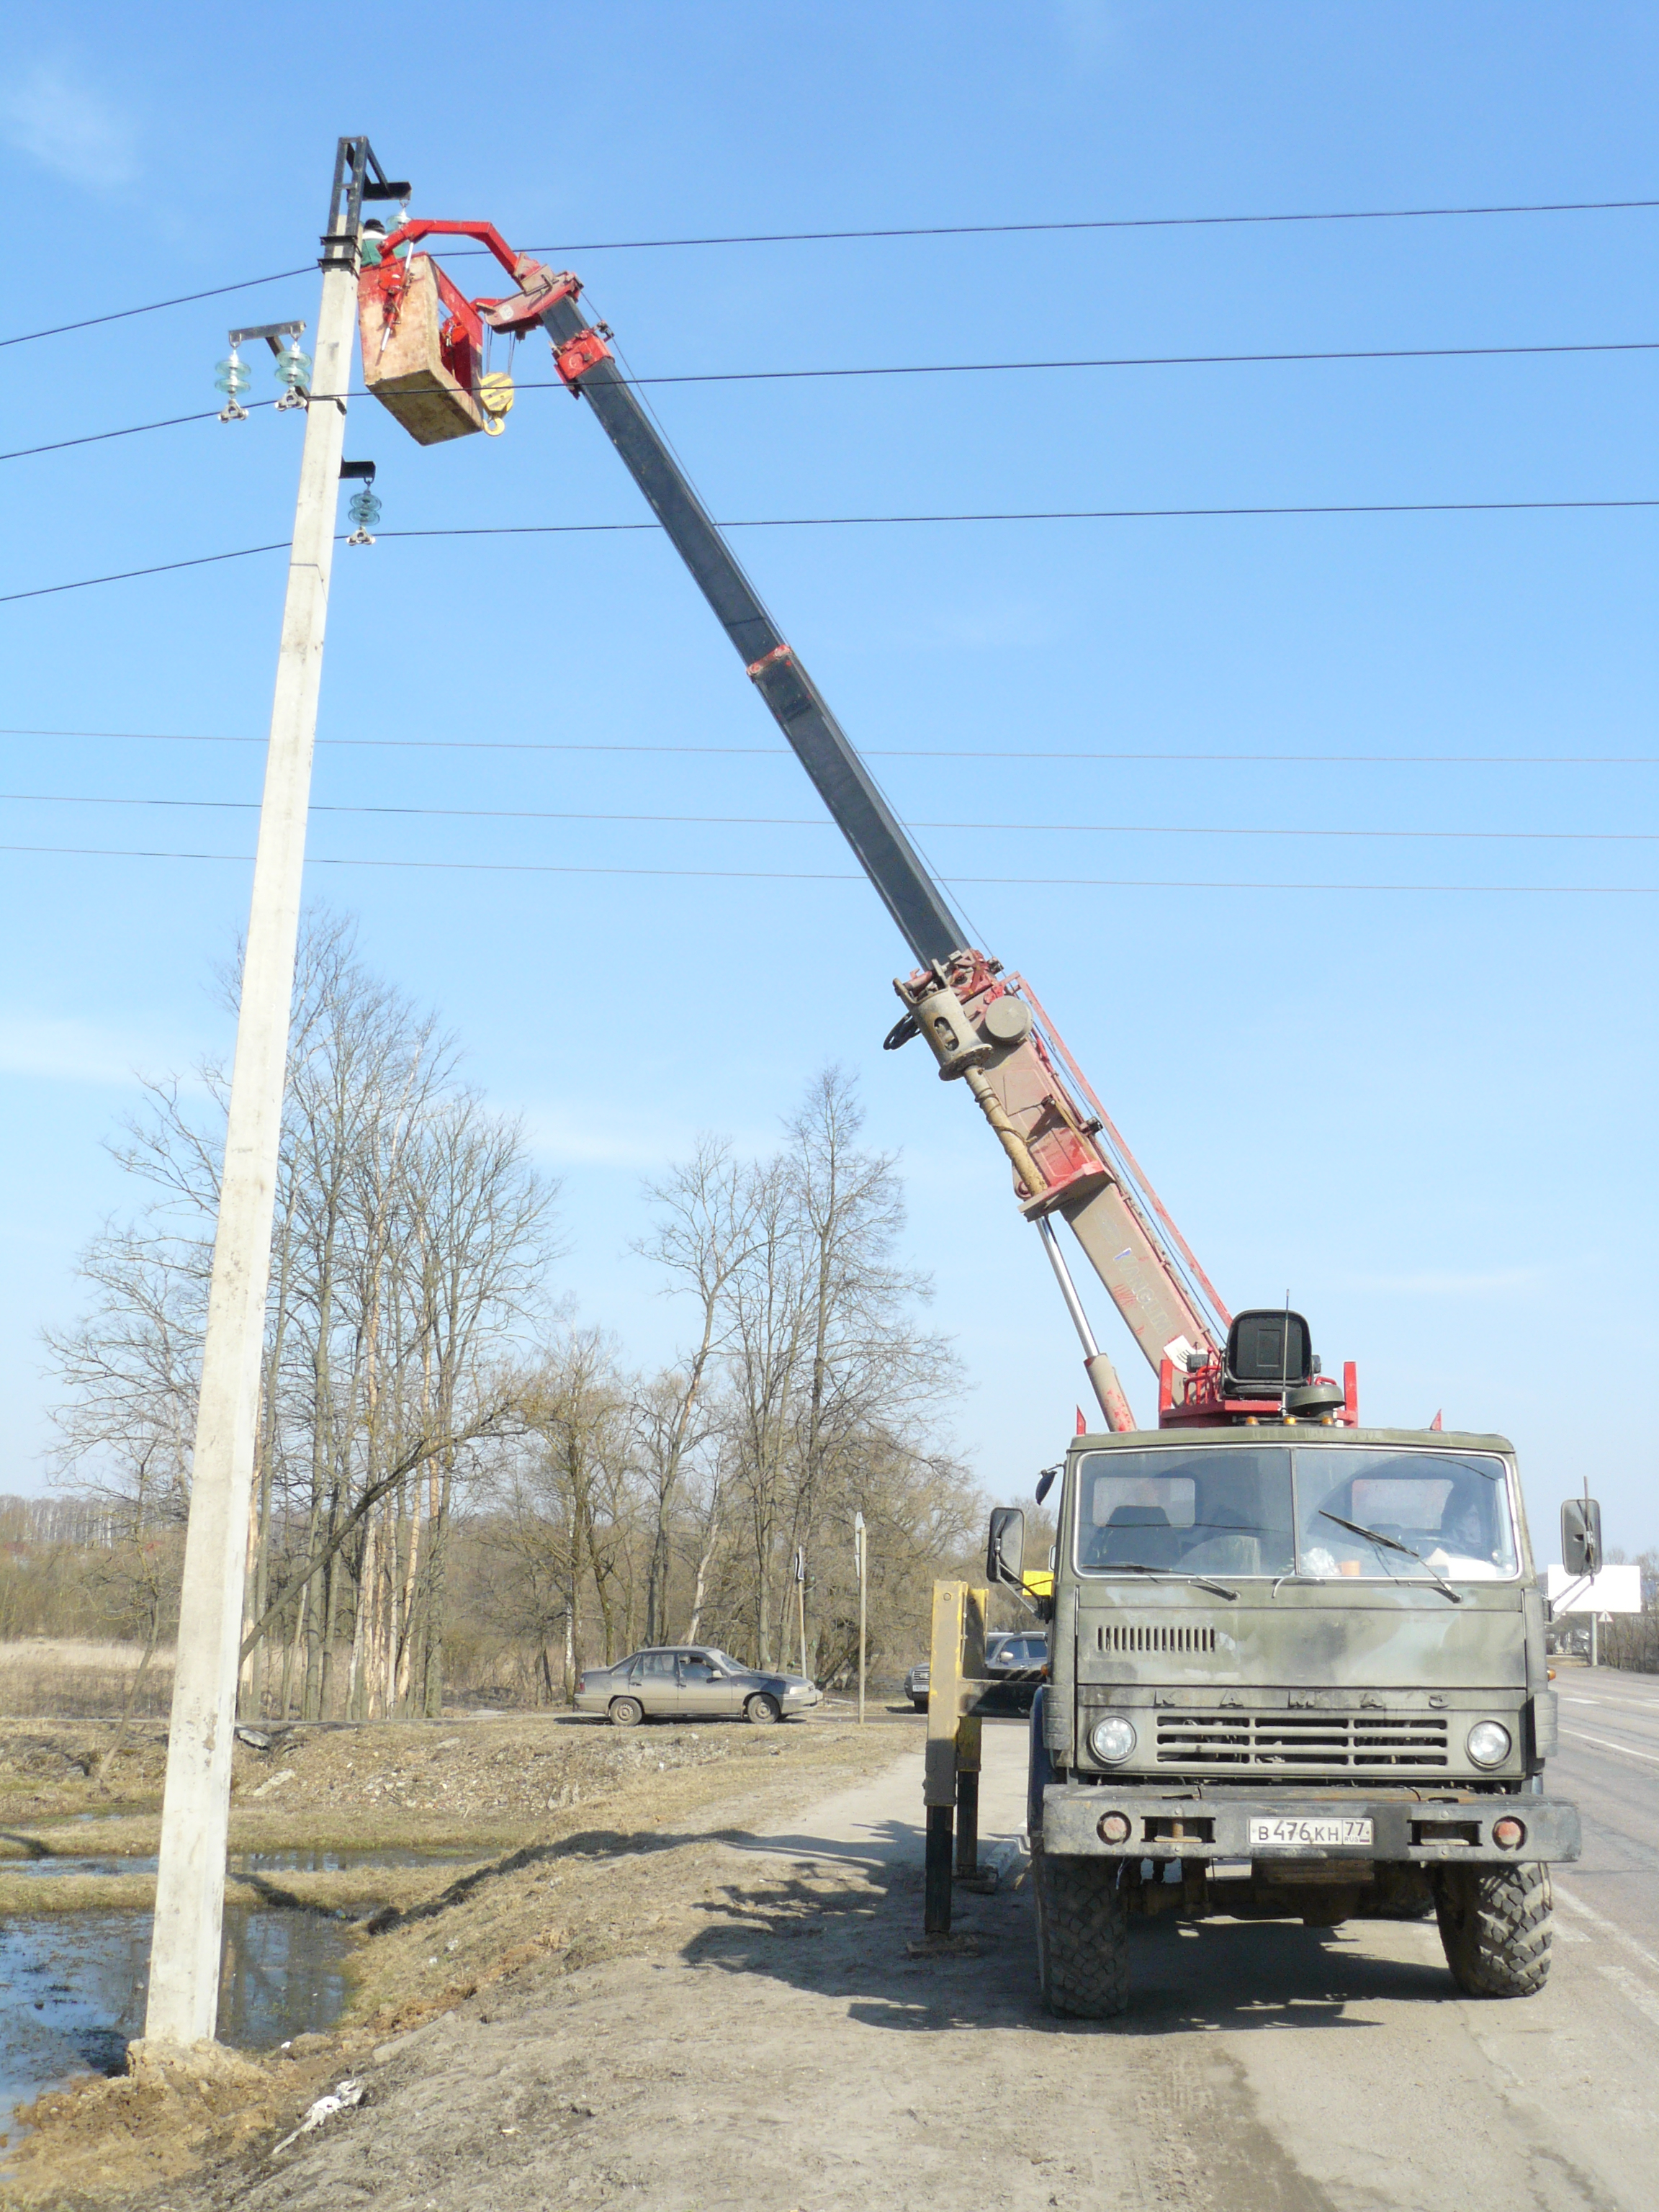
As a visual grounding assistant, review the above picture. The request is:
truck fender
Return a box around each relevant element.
[1028,1686,1055,1842]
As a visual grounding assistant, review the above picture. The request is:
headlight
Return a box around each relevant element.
[1089,1715,1137,1765]
[1466,1720,1513,1768]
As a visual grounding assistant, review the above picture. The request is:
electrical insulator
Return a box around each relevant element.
[346,487,382,546]
[274,339,313,410]
[215,351,251,423]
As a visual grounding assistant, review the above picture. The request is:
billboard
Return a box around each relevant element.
[1545,1563,1643,1616]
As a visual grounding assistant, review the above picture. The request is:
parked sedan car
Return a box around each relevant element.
[904,1632,1048,1714]
[574,1645,823,1727]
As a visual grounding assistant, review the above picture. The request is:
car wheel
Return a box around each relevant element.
[608,1696,644,1727]
[911,1696,929,1712]
[745,1693,781,1726]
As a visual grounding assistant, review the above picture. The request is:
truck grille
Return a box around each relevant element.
[1156,1712,1449,1769]
[1097,1623,1218,1655]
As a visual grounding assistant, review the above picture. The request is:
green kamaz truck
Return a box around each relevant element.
[987,1359,1582,2015]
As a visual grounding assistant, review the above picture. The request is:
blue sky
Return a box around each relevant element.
[1,2,1655,1554]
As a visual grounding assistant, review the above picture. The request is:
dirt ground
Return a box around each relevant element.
[0,1707,913,2208]
[12,1698,1656,2212]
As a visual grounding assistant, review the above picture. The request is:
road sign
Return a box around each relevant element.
[1545,1563,1642,1614]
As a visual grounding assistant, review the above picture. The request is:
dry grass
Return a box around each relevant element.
[0,1642,174,1725]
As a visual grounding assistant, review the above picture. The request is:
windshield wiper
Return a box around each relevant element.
[1104,1562,1238,1601]
[1319,1511,1462,1604]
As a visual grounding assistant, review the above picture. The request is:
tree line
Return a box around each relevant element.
[42,914,985,1719]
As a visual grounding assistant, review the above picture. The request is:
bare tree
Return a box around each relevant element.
[45,911,559,1722]
[632,1138,758,1643]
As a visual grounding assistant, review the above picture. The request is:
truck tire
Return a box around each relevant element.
[1434,1862,1554,1997]
[1033,1848,1130,2018]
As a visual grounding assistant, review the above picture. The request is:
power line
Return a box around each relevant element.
[517,195,1659,254]
[4,727,1653,767]
[558,336,1659,390]
[379,497,1659,544]
[6,495,1655,608]
[0,544,291,606]
[9,336,1656,467]
[0,400,280,464]
[1,269,313,351]
[6,193,1655,351]
[2,840,1652,895]
[4,791,1652,843]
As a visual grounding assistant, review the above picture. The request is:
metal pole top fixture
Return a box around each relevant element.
[324,138,412,269]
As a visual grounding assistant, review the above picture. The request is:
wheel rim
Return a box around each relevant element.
[747,1695,779,1725]
[611,1698,642,1727]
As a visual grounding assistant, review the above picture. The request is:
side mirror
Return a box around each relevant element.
[987,1505,1026,1588]
[1561,1496,1602,1578]
[1034,1464,1058,1505]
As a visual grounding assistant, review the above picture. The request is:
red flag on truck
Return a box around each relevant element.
[1076,1406,1087,1434]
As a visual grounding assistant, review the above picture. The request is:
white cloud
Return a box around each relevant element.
[1344,1266,1546,1298]
[516,1101,788,1173]
[0,64,137,190]
[0,1014,178,1087]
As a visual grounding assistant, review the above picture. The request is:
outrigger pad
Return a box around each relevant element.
[358,256,485,446]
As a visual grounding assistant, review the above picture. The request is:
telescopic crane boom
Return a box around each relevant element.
[358,218,1356,1431]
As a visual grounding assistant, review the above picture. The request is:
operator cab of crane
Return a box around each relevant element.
[1223,1308,1344,1419]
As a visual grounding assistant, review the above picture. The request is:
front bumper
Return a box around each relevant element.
[1042,1783,1580,1866]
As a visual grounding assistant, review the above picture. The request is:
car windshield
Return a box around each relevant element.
[700,1650,745,1675]
[1075,1444,1516,1583]
[1295,1447,1517,1580]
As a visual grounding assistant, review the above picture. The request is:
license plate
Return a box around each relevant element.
[1248,1817,1373,1849]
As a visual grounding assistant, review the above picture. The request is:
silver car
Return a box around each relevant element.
[906,1632,1048,1714]
[574,1645,822,1727]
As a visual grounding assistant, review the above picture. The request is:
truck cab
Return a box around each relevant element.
[995,1424,1579,2016]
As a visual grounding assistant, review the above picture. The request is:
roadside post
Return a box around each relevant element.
[793,1545,808,1681]
[854,1511,867,1725]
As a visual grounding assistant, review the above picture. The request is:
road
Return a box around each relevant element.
[208,1669,1659,2212]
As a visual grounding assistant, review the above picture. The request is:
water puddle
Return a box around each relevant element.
[4,1845,482,1879]
[0,1901,349,2132]
[0,1845,490,2131]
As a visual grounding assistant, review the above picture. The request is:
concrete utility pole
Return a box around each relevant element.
[144,138,405,2049]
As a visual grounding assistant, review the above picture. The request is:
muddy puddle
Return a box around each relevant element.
[4,1845,482,1879]
[0,1902,347,2138]
[0,1848,481,2135]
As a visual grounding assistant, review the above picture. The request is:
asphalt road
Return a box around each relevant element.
[220,1671,1659,2212]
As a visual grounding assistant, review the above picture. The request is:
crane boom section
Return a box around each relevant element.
[534,290,970,971]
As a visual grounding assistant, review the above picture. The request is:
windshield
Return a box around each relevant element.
[1295,1447,1516,1580]
[701,1650,745,1675]
[1078,1446,1295,1578]
[1075,1444,1516,1583]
